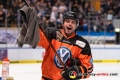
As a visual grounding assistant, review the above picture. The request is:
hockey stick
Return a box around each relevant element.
[22,0,65,68]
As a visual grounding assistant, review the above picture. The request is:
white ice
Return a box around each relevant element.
[0,63,120,80]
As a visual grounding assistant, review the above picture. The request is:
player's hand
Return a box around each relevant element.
[65,58,81,68]
[61,65,82,80]
[56,31,63,41]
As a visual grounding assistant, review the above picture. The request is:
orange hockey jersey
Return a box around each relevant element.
[37,29,93,80]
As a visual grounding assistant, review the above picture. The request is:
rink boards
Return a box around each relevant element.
[0,44,120,63]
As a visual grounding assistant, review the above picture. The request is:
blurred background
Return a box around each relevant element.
[0,0,120,45]
[0,0,120,62]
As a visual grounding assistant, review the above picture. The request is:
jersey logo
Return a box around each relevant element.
[75,40,86,48]
[54,47,72,69]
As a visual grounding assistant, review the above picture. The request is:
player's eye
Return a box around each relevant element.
[72,20,76,24]
[65,19,70,23]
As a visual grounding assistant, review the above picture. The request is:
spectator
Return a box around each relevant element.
[44,1,52,19]
[80,0,86,9]
[58,1,67,13]
[82,18,88,31]
[71,1,79,14]
[50,9,57,22]
[106,20,114,32]
[36,0,46,17]
[0,10,5,27]
[7,11,14,27]
[12,2,20,24]
[76,16,84,31]
[0,4,6,12]
[78,5,84,15]
[107,10,114,20]
[84,1,90,15]
[112,5,119,18]
[52,2,58,12]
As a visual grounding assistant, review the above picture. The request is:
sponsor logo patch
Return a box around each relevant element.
[75,40,86,48]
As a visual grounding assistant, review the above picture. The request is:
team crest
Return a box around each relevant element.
[54,47,72,69]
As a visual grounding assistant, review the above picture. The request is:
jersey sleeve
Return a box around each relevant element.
[78,40,93,79]
[37,29,55,50]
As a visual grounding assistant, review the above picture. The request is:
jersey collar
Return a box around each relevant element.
[60,29,76,39]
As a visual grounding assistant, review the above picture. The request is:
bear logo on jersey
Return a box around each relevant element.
[54,47,72,69]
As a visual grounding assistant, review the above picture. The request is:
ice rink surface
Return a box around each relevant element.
[0,63,120,80]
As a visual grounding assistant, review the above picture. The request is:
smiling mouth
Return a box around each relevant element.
[67,27,72,30]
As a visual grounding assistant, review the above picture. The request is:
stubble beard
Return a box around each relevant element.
[64,29,75,37]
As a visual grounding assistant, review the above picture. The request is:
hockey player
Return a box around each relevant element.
[37,11,93,80]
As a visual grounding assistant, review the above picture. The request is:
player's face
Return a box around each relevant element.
[63,19,77,36]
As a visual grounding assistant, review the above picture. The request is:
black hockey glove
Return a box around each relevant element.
[65,58,81,68]
[61,65,82,80]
